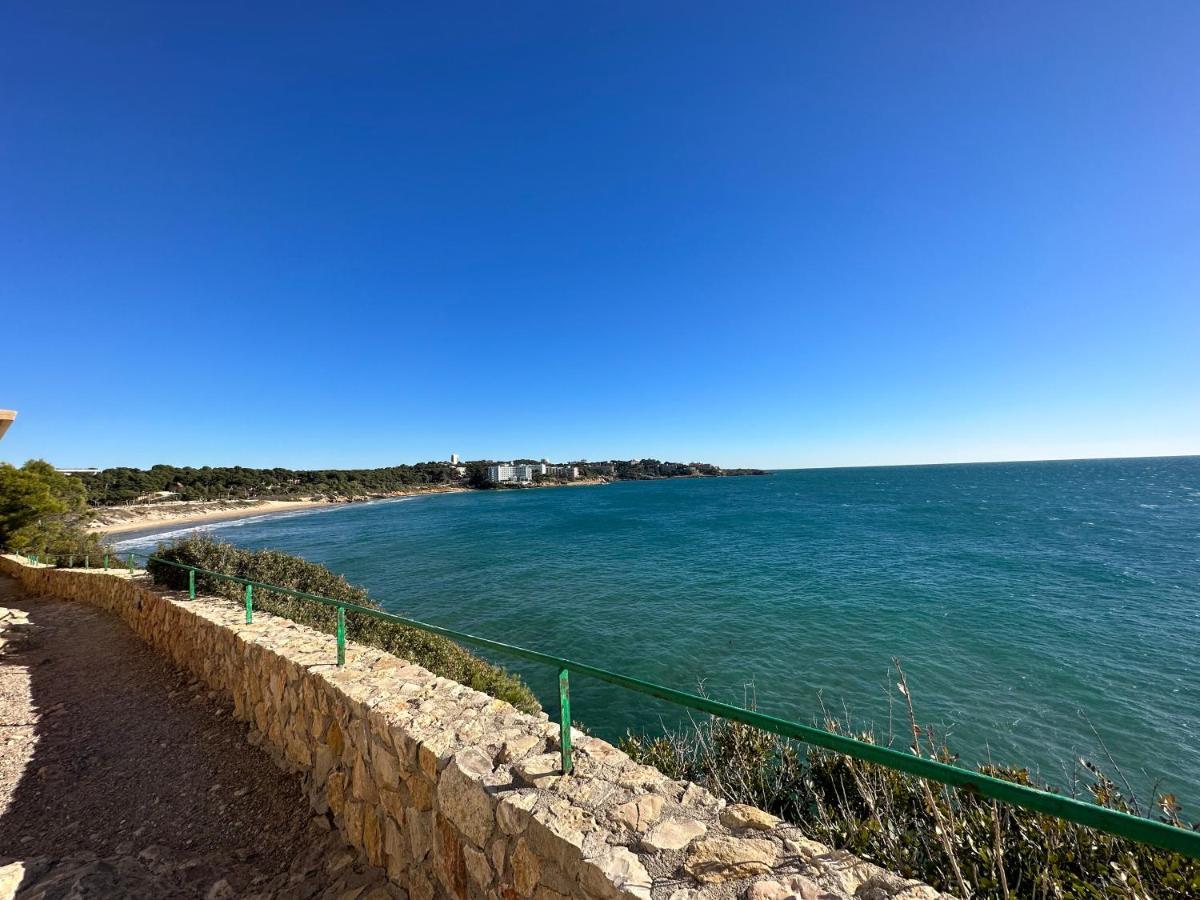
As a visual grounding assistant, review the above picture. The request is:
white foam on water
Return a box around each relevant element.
[111,495,418,550]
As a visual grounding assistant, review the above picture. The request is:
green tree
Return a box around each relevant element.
[0,459,99,554]
[464,462,494,489]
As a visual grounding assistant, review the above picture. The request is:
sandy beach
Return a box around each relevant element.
[88,499,341,535]
[85,479,611,538]
[88,487,469,536]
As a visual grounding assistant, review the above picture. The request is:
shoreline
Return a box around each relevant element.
[89,488,469,536]
[90,500,339,536]
[88,471,747,538]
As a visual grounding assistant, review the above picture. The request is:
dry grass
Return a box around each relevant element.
[621,661,1200,899]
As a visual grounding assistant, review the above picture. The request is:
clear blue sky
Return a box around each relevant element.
[3,2,1197,470]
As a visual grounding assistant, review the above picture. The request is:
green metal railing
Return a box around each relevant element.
[7,547,1199,858]
[20,550,137,572]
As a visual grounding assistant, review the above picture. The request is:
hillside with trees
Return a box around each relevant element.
[77,459,768,506]
[575,459,767,480]
[78,463,462,506]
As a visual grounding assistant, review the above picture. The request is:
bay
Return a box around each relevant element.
[116,457,1200,806]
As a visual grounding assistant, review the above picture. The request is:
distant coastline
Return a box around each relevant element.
[89,469,769,536]
[81,458,768,535]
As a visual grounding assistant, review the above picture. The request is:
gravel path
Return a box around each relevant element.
[0,573,402,899]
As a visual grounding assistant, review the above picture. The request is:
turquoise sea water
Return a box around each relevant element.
[117,457,1200,806]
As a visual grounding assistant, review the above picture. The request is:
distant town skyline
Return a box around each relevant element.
[3,4,1197,471]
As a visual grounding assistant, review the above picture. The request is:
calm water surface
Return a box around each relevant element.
[117,458,1200,805]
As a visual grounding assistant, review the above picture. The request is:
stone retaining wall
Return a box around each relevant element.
[0,556,949,900]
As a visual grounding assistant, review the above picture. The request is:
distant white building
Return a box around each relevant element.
[487,462,577,483]
[450,452,459,465]
[487,463,539,483]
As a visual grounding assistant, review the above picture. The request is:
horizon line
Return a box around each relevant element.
[3,451,1197,474]
[767,451,1199,473]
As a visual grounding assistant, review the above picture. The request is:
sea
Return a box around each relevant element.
[114,457,1200,808]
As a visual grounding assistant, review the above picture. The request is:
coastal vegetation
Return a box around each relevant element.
[581,458,767,480]
[79,459,767,506]
[621,676,1200,899]
[0,459,108,557]
[145,536,541,715]
[79,463,463,505]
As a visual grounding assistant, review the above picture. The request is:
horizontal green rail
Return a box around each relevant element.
[8,547,1200,859]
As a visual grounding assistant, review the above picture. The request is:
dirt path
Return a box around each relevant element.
[0,573,401,899]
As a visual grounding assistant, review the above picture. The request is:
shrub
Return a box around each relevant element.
[146,536,542,715]
[621,672,1200,899]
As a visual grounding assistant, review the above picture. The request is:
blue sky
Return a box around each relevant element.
[2,2,1197,470]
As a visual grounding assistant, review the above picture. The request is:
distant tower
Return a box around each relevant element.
[450,452,459,465]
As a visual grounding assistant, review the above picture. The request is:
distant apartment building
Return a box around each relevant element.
[487,461,578,483]
[487,463,538,483]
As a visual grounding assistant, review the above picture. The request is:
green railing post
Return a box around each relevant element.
[103,553,109,570]
[558,667,573,774]
[336,606,346,666]
[84,555,89,569]
[244,583,253,624]
[68,554,74,568]
[188,568,196,600]
[127,553,134,571]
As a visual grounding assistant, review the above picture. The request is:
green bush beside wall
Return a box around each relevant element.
[147,536,542,716]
